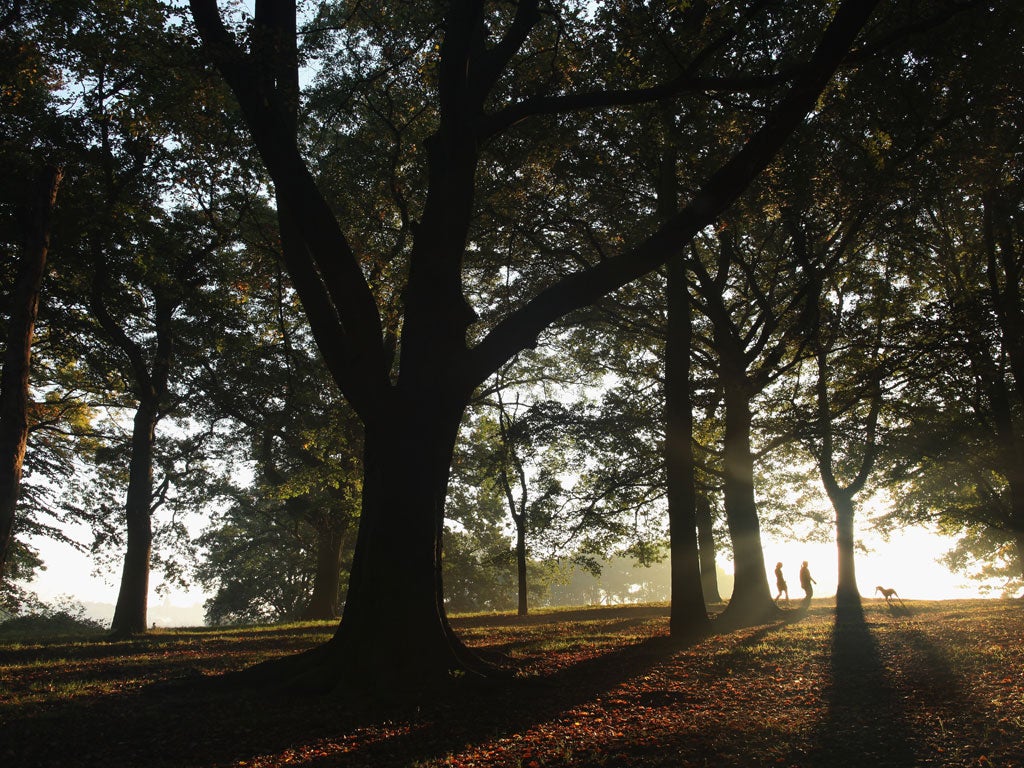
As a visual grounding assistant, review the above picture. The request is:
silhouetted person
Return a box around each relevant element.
[774,562,789,604]
[799,561,816,602]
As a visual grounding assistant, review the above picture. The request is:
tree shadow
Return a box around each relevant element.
[1,619,689,768]
[797,599,919,768]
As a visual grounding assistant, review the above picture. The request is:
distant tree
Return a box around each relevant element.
[490,390,565,617]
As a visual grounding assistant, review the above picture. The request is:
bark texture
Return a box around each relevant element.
[696,494,722,604]
[301,515,350,620]
[665,253,709,637]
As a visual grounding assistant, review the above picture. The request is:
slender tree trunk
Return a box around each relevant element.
[302,514,349,620]
[657,133,708,637]
[109,402,158,636]
[718,367,776,623]
[495,398,530,618]
[696,494,722,603]
[1004,467,1024,588]
[515,519,528,617]
[0,166,61,580]
[664,252,709,637]
[1015,533,1024,592]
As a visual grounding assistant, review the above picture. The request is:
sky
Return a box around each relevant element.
[19,518,987,627]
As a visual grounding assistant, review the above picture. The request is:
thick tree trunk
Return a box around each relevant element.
[109,403,158,636]
[664,253,709,638]
[0,166,60,580]
[831,491,860,607]
[696,494,722,604]
[301,514,349,620]
[315,385,488,694]
[718,369,776,623]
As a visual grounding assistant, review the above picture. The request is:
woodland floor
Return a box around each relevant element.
[1,599,1023,767]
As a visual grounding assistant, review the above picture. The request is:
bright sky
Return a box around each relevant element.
[757,524,981,601]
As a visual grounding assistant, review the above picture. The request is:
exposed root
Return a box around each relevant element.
[208,634,518,704]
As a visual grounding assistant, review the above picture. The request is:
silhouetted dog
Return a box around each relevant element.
[875,586,906,607]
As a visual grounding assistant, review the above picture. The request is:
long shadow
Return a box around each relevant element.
[326,616,806,768]
[2,619,689,768]
[798,599,919,768]
[297,632,696,768]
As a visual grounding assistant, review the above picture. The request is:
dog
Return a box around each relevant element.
[875,586,906,607]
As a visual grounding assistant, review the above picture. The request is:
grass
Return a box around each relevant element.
[1,599,1022,767]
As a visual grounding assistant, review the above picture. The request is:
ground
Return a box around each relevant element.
[1,599,1022,767]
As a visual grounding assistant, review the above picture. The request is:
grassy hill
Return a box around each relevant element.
[2,599,1022,767]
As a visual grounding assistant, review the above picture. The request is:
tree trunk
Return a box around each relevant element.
[109,402,158,636]
[831,490,860,607]
[718,367,776,623]
[664,252,709,638]
[301,513,350,620]
[496,399,530,618]
[515,518,528,617]
[313,384,487,694]
[1015,532,1024,591]
[0,166,61,580]
[696,494,722,604]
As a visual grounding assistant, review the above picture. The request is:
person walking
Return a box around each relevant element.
[774,562,789,604]
[799,561,816,603]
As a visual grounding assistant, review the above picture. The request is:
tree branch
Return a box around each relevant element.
[467,0,880,387]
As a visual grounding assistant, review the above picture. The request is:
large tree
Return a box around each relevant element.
[0,0,68,583]
[189,0,894,690]
[0,167,61,581]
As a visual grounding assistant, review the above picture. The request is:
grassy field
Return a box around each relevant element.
[2,599,1022,767]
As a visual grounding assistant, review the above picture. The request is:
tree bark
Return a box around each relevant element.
[982,188,1024,585]
[109,402,158,636]
[831,491,859,606]
[696,494,722,603]
[718,363,776,623]
[515,518,528,617]
[0,166,61,580]
[301,513,349,620]
[657,127,709,637]
[97,286,174,638]
[813,333,881,608]
[665,253,710,637]
[319,394,484,693]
